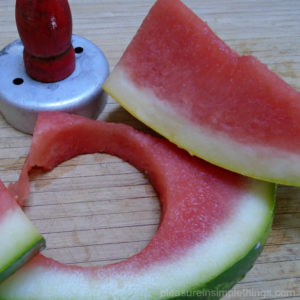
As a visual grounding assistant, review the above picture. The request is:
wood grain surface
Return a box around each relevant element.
[0,0,300,299]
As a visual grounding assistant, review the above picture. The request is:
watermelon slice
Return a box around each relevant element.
[103,0,300,186]
[0,181,45,284]
[0,112,275,299]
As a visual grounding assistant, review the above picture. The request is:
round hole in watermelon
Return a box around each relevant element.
[24,152,161,267]
[1,112,275,299]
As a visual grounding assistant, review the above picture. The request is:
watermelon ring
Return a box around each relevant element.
[0,112,275,299]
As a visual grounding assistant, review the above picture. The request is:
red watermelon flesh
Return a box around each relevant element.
[1,112,275,299]
[0,182,16,221]
[103,0,300,185]
[10,111,245,265]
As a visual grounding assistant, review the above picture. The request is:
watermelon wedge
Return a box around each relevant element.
[103,0,300,186]
[0,181,45,284]
[0,112,275,299]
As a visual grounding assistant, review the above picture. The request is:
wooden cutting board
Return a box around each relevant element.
[0,0,299,299]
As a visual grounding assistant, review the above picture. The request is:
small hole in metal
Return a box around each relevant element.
[13,78,24,85]
[75,47,84,54]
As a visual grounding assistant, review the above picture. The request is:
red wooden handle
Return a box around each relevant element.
[15,0,75,82]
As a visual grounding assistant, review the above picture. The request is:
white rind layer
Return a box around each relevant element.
[103,67,300,186]
[0,207,42,272]
[0,180,274,299]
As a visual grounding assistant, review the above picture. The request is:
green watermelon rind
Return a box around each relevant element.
[0,192,45,285]
[160,184,276,300]
[0,238,45,285]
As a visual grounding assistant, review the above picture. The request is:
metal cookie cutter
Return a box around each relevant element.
[0,0,109,134]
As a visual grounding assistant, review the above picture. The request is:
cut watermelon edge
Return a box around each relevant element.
[178,222,272,299]
[103,67,300,187]
[0,238,45,285]
[156,181,276,299]
[0,205,45,284]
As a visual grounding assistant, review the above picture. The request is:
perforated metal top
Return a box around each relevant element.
[0,35,109,134]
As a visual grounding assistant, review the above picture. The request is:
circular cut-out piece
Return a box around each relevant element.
[1,112,275,299]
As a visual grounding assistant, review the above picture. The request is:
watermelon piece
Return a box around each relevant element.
[103,0,300,186]
[0,181,45,284]
[0,112,275,299]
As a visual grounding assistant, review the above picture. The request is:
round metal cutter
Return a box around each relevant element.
[0,35,109,134]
